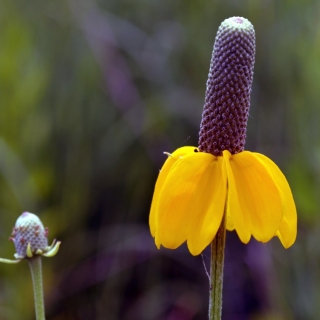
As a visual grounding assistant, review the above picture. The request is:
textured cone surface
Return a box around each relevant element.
[11,212,48,258]
[198,17,255,156]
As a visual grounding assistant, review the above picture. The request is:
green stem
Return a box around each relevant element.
[28,256,46,320]
[208,213,226,320]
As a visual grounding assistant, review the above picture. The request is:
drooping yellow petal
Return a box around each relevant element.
[253,153,297,248]
[149,147,196,237]
[186,156,227,255]
[226,151,284,243]
[155,152,225,254]
[223,151,251,243]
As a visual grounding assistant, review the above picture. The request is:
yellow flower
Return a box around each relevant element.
[149,147,297,256]
[149,17,297,256]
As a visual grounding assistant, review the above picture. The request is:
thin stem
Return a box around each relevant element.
[28,256,46,320]
[208,213,226,320]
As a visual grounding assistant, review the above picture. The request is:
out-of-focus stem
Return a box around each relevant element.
[28,256,46,320]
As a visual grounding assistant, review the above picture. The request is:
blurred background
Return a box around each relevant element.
[0,0,319,319]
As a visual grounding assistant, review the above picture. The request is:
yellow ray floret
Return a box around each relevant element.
[149,147,297,255]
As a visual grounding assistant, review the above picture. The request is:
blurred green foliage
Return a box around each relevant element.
[0,0,320,319]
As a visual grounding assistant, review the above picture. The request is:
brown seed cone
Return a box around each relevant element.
[198,17,255,156]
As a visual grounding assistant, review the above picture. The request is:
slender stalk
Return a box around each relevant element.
[208,213,226,320]
[28,256,46,320]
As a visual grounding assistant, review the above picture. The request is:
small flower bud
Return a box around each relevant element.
[10,212,48,259]
[198,17,255,156]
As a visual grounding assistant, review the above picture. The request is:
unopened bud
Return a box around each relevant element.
[10,212,49,259]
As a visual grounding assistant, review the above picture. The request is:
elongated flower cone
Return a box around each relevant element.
[199,17,255,155]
